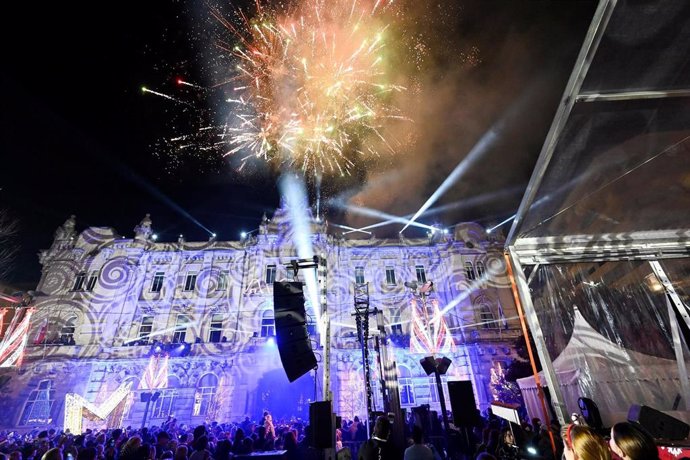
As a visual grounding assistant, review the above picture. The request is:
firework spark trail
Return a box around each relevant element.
[219,0,408,176]
[141,87,192,106]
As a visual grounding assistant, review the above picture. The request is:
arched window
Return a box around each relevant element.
[194,373,218,416]
[480,305,495,329]
[61,315,78,345]
[19,380,55,426]
[151,375,180,419]
[398,365,415,406]
[261,310,275,337]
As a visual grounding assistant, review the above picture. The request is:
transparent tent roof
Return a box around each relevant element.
[508,0,690,258]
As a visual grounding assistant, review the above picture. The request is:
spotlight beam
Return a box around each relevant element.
[331,223,372,235]
[346,204,435,231]
[401,126,500,233]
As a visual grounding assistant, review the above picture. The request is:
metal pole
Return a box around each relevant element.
[649,261,690,410]
[141,393,152,429]
[506,248,567,425]
[435,367,451,455]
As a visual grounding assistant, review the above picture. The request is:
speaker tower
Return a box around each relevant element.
[273,281,317,382]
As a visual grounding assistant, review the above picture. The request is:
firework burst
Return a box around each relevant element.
[217,0,409,176]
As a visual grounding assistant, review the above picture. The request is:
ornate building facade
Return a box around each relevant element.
[0,204,521,430]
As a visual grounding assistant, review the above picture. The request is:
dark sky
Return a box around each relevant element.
[1,0,595,284]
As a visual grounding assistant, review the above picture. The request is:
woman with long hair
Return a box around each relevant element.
[609,422,659,460]
[561,424,610,460]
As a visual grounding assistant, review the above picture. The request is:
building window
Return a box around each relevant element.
[139,316,154,343]
[184,273,198,292]
[385,267,396,285]
[415,265,426,283]
[480,305,495,329]
[209,314,223,343]
[398,366,415,406]
[151,272,165,293]
[217,270,229,291]
[60,315,77,345]
[193,373,218,416]
[287,266,296,281]
[261,310,275,337]
[86,271,99,291]
[355,266,365,285]
[72,272,86,291]
[173,315,188,343]
[151,389,177,419]
[265,265,277,284]
[19,380,55,426]
[476,262,485,279]
[465,262,476,281]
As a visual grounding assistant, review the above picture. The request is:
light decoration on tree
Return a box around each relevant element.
[64,381,133,434]
[0,307,35,368]
[410,297,454,355]
[140,355,169,390]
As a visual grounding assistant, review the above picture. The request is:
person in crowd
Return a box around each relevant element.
[173,445,188,460]
[282,431,299,460]
[119,437,143,460]
[561,424,610,460]
[40,449,62,460]
[188,437,211,460]
[404,425,433,460]
[358,416,395,460]
[335,429,343,452]
[609,422,659,460]
[496,428,519,460]
[155,433,170,459]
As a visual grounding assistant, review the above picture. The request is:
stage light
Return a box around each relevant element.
[443,229,449,235]
[527,447,538,456]
[152,234,158,240]
[240,231,247,239]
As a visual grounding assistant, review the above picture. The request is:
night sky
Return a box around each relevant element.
[1,1,595,284]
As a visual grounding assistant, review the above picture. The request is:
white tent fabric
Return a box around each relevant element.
[517,309,689,426]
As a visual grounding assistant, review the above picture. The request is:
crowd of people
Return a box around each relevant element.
[0,409,667,460]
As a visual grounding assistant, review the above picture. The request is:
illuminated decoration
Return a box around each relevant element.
[140,355,169,390]
[410,297,454,355]
[64,381,133,434]
[219,0,408,175]
[0,307,35,368]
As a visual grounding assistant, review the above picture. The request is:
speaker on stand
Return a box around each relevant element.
[273,281,317,382]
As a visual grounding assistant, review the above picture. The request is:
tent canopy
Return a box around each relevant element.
[507,1,690,258]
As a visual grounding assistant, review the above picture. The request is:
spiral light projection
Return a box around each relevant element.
[218,0,407,176]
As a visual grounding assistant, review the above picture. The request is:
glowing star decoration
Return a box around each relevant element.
[64,381,133,434]
[218,0,409,176]
[140,355,169,390]
[409,297,454,355]
[0,307,34,368]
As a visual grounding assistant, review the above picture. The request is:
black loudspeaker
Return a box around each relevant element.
[420,357,436,375]
[578,397,604,430]
[436,357,452,375]
[628,404,690,441]
[310,400,334,449]
[447,380,479,427]
[273,281,317,382]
